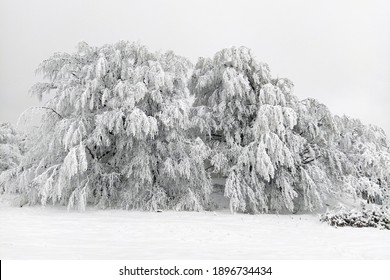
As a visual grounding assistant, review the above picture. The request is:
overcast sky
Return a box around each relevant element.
[1,0,389,136]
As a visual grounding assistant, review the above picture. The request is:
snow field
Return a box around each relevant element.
[1,203,389,259]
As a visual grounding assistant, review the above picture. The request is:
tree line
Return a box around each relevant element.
[0,41,389,213]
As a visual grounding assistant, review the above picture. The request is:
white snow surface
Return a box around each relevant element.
[1,197,389,259]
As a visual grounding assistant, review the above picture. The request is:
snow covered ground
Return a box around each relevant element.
[1,197,389,259]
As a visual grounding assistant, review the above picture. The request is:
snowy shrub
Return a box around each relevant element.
[320,206,390,230]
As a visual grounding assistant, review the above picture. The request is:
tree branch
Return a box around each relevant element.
[34,106,63,119]
[205,165,215,172]
[85,146,95,160]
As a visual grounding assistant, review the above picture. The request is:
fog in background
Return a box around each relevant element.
[1,0,389,136]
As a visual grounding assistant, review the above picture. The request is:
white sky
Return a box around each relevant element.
[1,0,389,136]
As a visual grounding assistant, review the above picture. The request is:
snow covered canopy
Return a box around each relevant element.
[1,42,389,214]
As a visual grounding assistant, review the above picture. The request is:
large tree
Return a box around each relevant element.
[13,41,211,210]
[190,46,390,213]
[190,47,307,213]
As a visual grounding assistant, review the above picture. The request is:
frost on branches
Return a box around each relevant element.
[12,41,211,211]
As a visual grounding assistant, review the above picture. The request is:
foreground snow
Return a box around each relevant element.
[1,201,389,259]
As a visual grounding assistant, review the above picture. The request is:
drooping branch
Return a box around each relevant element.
[34,106,63,119]
[205,165,215,172]
[85,145,95,160]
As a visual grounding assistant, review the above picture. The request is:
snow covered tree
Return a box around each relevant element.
[295,98,390,207]
[12,41,211,210]
[0,123,23,193]
[335,116,390,205]
[0,123,22,172]
[190,47,308,213]
[190,46,390,213]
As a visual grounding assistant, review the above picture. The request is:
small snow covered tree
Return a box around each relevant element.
[336,116,390,205]
[0,123,23,193]
[295,98,390,207]
[0,123,22,172]
[14,41,211,210]
[190,47,308,213]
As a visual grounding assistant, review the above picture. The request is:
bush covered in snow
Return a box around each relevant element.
[320,206,390,230]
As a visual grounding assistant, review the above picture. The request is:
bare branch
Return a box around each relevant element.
[34,106,63,119]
